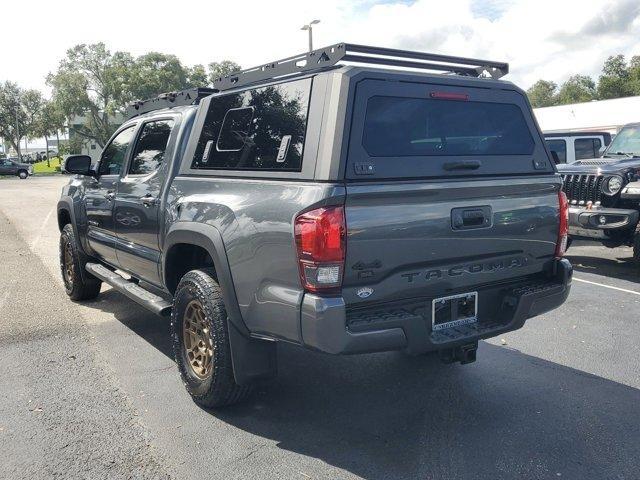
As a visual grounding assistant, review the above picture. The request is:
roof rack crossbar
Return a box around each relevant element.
[345,43,509,73]
[341,54,479,76]
[126,43,509,119]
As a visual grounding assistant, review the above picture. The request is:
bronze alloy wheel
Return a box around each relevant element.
[183,300,214,379]
[63,241,75,287]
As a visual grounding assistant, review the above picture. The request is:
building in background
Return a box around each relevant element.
[68,114,123,162]
[534,96,640,134]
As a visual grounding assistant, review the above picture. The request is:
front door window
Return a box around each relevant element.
[98,126,136,175]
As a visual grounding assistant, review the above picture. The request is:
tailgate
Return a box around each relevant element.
[343,177,560,305]
[341,76,559,306]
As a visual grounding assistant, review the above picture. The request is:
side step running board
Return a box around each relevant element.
[85,263,172,316]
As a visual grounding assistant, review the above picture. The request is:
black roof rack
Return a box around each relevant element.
[127,43,508,119]
[212,43,509,92]
[126,88,216,119]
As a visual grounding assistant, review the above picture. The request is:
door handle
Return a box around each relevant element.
[105,191,115,201]
[141,195,159,207]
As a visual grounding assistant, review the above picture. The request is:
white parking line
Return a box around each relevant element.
[30,205,55,248]
[573,277,640,296]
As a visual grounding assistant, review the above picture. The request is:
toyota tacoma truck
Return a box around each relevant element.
[557,123,640,261]
[57,43,572,408]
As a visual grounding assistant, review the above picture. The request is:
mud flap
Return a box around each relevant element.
[227,321,278,386]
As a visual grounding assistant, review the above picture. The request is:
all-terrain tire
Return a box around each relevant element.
[18,170,28,179]
[171,268,253,408]
[59,224,102,300]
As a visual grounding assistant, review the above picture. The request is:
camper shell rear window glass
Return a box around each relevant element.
[191,78,311,172]
[362,96,535,157]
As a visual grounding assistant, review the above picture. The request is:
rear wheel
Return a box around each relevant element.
[171,268,252,408]
[18,170,28,179]
[59,224,102,300]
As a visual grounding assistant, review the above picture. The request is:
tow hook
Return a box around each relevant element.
[439,342,478,365]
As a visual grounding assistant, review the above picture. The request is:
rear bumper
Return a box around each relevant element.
[300,258,572,355]
[568,206,638,239]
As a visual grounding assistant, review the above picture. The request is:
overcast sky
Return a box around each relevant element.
[1,0,639,94]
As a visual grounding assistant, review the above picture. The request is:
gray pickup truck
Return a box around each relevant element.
[57,44,572,408]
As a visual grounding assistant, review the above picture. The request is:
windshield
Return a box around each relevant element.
[605,125,640,157]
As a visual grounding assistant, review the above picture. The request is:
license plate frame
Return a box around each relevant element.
[431,292,478,331]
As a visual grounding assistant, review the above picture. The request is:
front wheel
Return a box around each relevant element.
[18,170,28,179]
[171,268,253,408]
[59,224,102,300]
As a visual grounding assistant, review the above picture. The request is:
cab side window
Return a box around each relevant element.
[575,138,601,160]
[98,126,136,175]
[129,120,175,175]
[546,139,567,163]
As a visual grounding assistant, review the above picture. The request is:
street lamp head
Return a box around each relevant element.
[301,25,309,30]
[311,19,320,25]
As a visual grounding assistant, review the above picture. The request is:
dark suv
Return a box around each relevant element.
[557,123,640,260]
[57,44,572,407]
[0,158,33,178]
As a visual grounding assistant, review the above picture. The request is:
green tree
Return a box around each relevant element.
[629,55,640,95]
[126,52,190,100]
[187,64,208,87]
[0,82,27,155]
[556,75,597,104]
[526,80,558,108]
[33,100,62,165]
[47,43,134,148]
[21,89,45,147]
[48,44,242,148]
[597,54,634,99]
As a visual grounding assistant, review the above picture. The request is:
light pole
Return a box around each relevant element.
[14,94,21,159]
[301,20,320,52]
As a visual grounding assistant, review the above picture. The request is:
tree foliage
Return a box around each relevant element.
[526,80,557,108]
[527,54,640,108]
[47,43,240,148]
[0,82,47,153]
[0,82,26,152]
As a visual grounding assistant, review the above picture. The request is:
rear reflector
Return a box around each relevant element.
[294,206,346,293]
[430,91,469,101]
[556,191,569,257]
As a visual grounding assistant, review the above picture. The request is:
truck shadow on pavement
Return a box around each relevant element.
[567,253,640,284]
[215,343,640,479]
[91,290,640,480]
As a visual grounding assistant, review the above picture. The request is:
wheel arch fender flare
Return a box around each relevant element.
[163,223,247,334]
[163,222,277,385]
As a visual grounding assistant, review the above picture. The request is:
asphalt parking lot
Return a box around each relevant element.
[1,176,639,480]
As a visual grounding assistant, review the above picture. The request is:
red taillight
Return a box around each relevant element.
[430,91,469,101]
[556,191,569,257]
[294,206,346,293]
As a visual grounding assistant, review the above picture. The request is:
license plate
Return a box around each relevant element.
[432,292,478,331]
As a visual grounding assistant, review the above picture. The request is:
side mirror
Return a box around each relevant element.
[550,150,560,164]
[64,155,93,176]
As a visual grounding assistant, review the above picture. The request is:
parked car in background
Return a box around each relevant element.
[545,132,612,164]
[0,158,33,178]
[557,122,640,260]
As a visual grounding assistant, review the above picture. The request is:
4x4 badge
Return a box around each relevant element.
[356,287,374,299]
